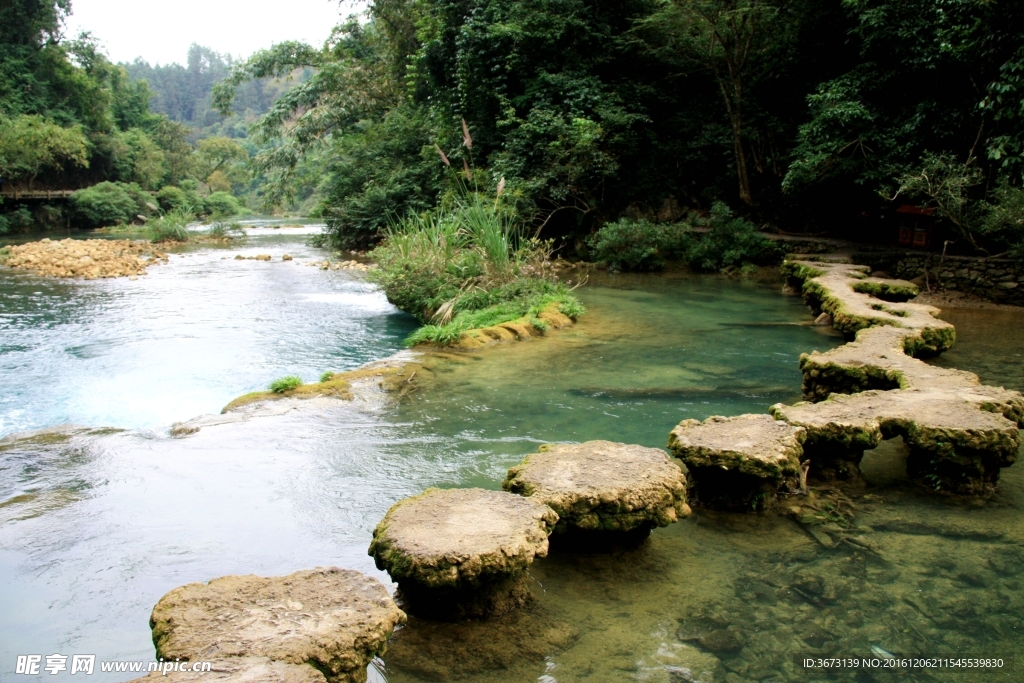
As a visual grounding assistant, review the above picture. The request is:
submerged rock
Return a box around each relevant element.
[502,440,690,538]
[668,414,806,511]
[149,567,405,683]
[383,608,579,681]
[368,487,557,619]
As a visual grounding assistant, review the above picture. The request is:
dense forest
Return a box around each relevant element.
[4,0,1024,260]
[208,0,1024,259]
[0,1,277,233]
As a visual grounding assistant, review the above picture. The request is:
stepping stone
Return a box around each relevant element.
[129,657,327,682]
[148,567,404,683]
[772,388,1021,495]
[368,487,557,620]
[502,440,690,539]
[779,257,1024,492]
[783,258,955,354]
[668,414,806,511]
[798,326,1024,425]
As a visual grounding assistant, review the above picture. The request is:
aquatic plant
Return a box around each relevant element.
[205,220,246,239]
[148,208,194,243]
[268,375,303,393]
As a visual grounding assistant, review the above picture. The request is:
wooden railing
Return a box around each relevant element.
[0,189,76,200]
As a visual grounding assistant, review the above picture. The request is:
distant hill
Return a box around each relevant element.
[123,44,309,138]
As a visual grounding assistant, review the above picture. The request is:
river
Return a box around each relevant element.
[2,225,1023,682]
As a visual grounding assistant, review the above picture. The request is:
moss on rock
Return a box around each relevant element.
[783,258,955,354]
[502,440,689,536]
[771,389,1020,495]
[667,414,806,511]
[368,487,557,619]
[148,567,405,683]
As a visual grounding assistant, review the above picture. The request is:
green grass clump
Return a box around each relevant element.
[205,220,246,239]
[320,371,335,382]
[148,208,194,243]
[269,376,303,393]
[369,189,584,346]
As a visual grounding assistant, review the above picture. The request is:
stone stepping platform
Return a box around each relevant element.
[502,440,690,536]
[667,414,807,511]
[771,388,1020,494]
[783,259,955,355]
[368,487,557,619]
[130,657,328,682]
[798,326,1024,425]
[148,568,404,683]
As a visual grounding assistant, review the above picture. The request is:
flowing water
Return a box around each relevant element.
[1,230,1022,682]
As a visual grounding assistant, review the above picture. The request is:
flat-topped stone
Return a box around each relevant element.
[502,440,690,535]
[149,568,404,683]
[783,259,955,355]
[798,327,1024,425]
[667,414,806,511]
[129,657,327,682]
[368,487,557,619]
[779,257,1024,491]
[772,388,1021,494]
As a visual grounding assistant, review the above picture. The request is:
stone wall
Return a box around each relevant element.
[851,250,1024,305]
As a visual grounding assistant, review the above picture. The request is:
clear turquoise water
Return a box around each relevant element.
[1,237,1022,683]
[0,225,416,436]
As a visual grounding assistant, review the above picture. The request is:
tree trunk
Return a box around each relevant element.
[715,72,753,205]
[730,113,753,205]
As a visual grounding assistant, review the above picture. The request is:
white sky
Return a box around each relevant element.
[64,0,366,65]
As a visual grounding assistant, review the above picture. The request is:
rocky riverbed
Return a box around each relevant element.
[0,238,168,279]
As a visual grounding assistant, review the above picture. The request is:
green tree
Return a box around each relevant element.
[112,128,167,190]
[0,115,90,188]
[194,136,249,188]
[641,0,784,206]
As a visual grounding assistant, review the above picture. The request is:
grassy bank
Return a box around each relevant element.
[368,193,583,346]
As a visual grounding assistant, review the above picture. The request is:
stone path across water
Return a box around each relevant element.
[672,255,1024,503]
[502,440,691,534]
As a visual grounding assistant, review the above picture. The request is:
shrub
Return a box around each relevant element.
[204,191,241,217]
[0,207,34,234]
[156,186,188,212]
[586,219,692,270]
[686,202,781,272]
[269,376,303,393]
[70,182,141,228]
[148,208,193,243]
